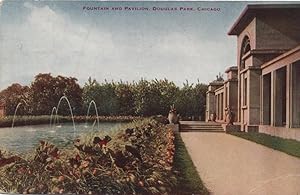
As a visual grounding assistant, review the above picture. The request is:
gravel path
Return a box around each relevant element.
[181,132,300,195]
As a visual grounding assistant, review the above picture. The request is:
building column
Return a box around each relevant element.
[221,93,223,120]
[238,74,241,122]
[248,69,261,126]
[240,74,244,126]
[286,64,291,128]
[262,73,271,125]
[270,71,275,127]
[291,61,300,127]
[219,94,221,120]
[273,67,287,127]
[260,75,263,125]
[216,95,219,120]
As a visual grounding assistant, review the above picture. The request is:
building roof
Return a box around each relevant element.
[209,80,224,86]
[225,66,238,73]
[228,4,300,35]
[261,44,300,71]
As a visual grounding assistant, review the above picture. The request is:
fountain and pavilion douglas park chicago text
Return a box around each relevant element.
[82,6,221,12]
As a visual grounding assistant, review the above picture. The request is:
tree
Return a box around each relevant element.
[132,79,153,116]
[0,83,30,115]
[175,80,207,120]
[193,82,208,120]
[30,73,83,115]
[115,82,135,115]
[149,79,179,116]
[82,78,119,116]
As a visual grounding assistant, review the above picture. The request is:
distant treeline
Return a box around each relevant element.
[0,73,207,119]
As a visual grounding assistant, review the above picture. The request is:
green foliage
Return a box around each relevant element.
[175,81,207,120]
[230,132,300,158]
[0,74,208,119]
[82,78,206,118]
[0,84,30,115]
[30,73,83,115]
[83,78,120,116]
[0,119,177,194]
[115,82,135,115]
[132,79,179,116]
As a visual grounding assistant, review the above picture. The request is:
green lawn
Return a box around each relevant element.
[172,132,209,195]
[229,132,300,158]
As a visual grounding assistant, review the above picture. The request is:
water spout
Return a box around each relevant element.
[54,96,76,137]
[85,100,100,129]
[12,99,28,128]
[49,107,57,127]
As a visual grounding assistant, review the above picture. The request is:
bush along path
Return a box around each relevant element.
[0,119,178,194]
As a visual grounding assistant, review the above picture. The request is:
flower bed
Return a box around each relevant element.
[0,119,176,194]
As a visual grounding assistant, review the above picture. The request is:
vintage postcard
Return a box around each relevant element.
[0,0,300,194]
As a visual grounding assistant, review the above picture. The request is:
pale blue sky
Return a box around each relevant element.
[0,1,287,89]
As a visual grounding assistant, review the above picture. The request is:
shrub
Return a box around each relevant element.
[0,119,176,194]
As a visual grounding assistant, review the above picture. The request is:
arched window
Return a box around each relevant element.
[240,36,251,70]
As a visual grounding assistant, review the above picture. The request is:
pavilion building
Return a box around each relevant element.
[205,4,300,141]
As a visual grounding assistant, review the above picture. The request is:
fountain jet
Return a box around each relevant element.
[54,96,76,137]
[85,100,100,129]
[49,107,57,128]
[12,99,28,128]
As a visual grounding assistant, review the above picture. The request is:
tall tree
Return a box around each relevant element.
[83,78,119,116]
[30,73,83,115]
[115,82,135,115]
[0,83,30,115]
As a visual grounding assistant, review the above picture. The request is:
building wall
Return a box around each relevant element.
[248,68,261,125]
[292,61,300,127]
[227,71,238,80]
[205,83,223,121]
[256,11,300,50]
[236,19,256,124]
[237,18,256,68]
[259,47,300,140]
[235,10,300,131]
[215,87,225,122]
[206,92,216,121]
[206,6,300,139]
[228,81,238,122]
[259,125,300,141]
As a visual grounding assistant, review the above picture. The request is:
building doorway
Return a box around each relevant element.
[275,67,287,127]
[262,73,271,125]
[292,61,300,127]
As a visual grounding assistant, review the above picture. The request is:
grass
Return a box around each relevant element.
[172,132,209,195]
[229,132,300,158]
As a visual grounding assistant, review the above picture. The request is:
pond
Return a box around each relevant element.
[0,122,125,153]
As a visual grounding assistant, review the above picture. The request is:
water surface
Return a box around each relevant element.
[0,122,124,153]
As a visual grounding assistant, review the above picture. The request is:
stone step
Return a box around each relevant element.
[180,126,223,129]
[180,122,220,125]
[179,121,224,132]
[180,122,221,125]
[180,129,224,132]
[180,125,222,128]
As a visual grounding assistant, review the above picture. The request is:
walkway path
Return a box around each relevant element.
[181,132,300,195]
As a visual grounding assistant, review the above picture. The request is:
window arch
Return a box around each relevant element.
[240,36,251,70]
